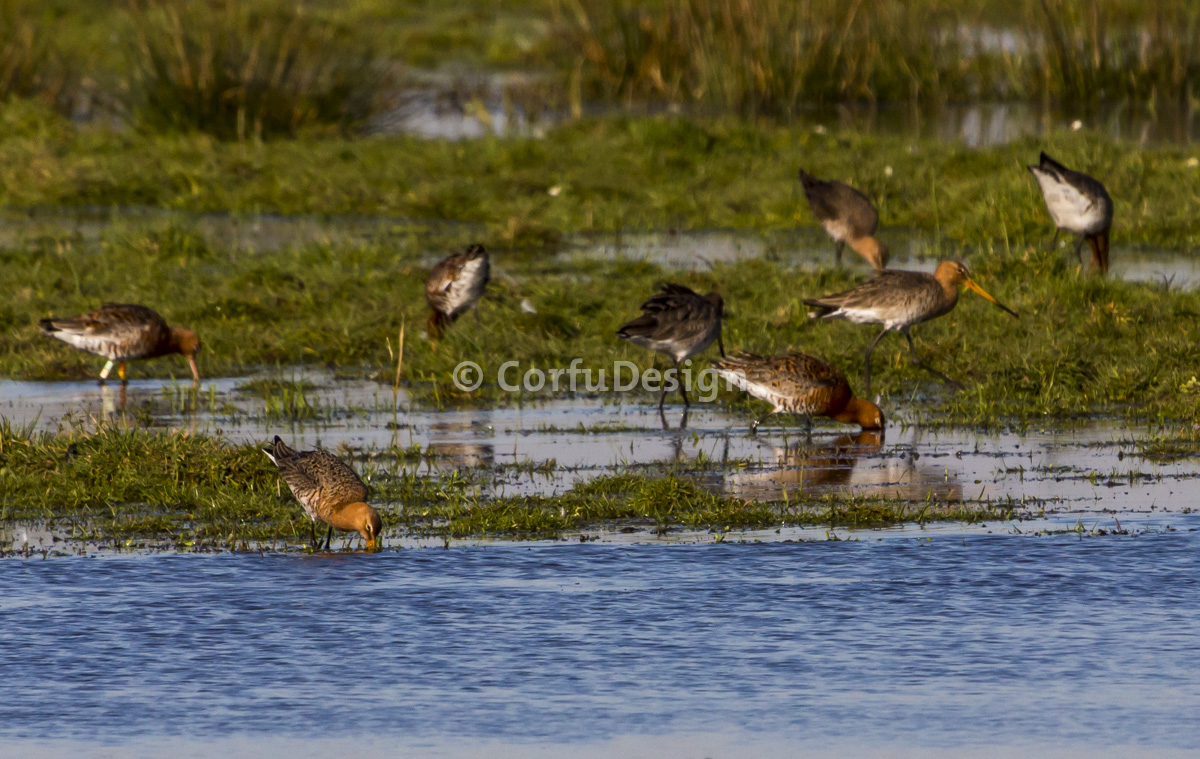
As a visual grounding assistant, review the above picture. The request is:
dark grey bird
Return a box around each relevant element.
[1028,152,1113,273]
[617,283,725,411]
[799,169,888,269]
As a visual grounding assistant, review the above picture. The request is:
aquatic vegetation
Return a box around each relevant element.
[127,0,390,139]
[0,422,1008,552]
[555,0,1200,112]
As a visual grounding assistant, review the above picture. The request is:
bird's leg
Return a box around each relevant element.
[1050,228,1060,250]
[718,332,726,358]
[834,240,845,265]
[323,525,333,551]
[659,407,670,431]
[903,329,964,390]
[1072,234,1086,265]
[750,410,774,435]
[99,360,114,383]
[805,416,814,443]
[118,362,127,384]
[676,361,689,409]
[309,521,317,550]
[680,407,689,430]
[862,327,890,395]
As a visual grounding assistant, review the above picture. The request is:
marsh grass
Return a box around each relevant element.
[554,0,1200,112]
[127,0,390,139]
[0,0,78,109]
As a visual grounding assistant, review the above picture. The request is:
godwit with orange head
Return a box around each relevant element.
[617,283,725,411]
[803,261,1018,392]
[263,436,382,552]
[1028,152,1113,273]
[38,303,200,383]
[799,169,888,269]
[426,243,490,338]
[712,351,883,433]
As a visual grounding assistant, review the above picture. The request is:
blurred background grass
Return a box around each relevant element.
[0,0,1197,138]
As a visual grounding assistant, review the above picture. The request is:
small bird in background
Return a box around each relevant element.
[617,283,725,412]
[1027,151,1113,273]
[38,303,200,384]
[803,261,1018,393]
[425,243,490,339]
[263,436,382,552]
[799,169,888,269]
[712,351,884,434]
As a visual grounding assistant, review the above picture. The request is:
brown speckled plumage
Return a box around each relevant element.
[426,244,490,338]
[712,351,883,432]
[38,303,201,382]
[263,436,381,551]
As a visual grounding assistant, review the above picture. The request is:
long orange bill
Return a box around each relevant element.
[964,278,1019,319]
[188,356,201,383]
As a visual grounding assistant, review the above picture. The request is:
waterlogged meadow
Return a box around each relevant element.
[2,1,1200,555]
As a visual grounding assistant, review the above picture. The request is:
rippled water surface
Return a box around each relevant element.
[2,530,1198,758]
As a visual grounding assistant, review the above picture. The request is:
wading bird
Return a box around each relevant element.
[712,351,883,434]
[799,169,888,269]
[38,303,200,384]
[263,436,382,552]
[617,283,725,412]
[426,243,490,339]
[1027,152,1113,273]
[803,261,1018,393]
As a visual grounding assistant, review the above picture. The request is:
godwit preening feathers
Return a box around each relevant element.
[1028,152,1113,273]
[617,283,725,411]
[426,243,490,338]
[712,351,884,433]
[38,303,200,383]
[799,169,888,270]
[804,261,1018,393]
[263,436,382,552]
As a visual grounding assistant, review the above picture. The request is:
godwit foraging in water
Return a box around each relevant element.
[712,351,883,433]
[803,261,1018,393]
[426,243,490,339]
[263,436,382,552]
[1027,152,1113,273]
[617,283,725,411]
[38,303,200,383]
[799,169,888,269]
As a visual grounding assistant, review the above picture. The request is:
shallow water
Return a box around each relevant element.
[2,531,1198,757]
[3,375,1198,535]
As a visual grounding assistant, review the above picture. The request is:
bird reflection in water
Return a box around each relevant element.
[727,430,964,504]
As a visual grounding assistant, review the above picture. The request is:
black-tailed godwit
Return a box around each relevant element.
[803,261,1018,392]
[712,351,883,433]
[263,436,382,552]
[426,243,490,338]
[617,283,725,411]
[1028,152,1113,273]
[799,169,888,269]
[38,303,200,383]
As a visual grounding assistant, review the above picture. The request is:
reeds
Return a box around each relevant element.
[0,0,77,109]
[127,0,390,139]
[554,0,1200,113]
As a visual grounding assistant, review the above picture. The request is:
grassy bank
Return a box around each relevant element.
[1,102,1199,246]
[0,423,1004,553]
[3,209,1200,423]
